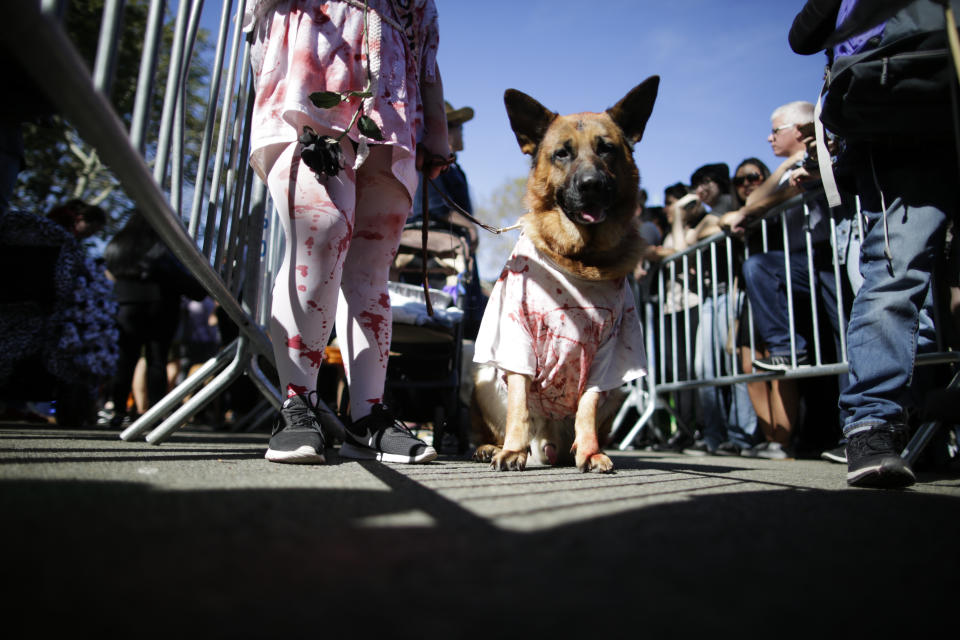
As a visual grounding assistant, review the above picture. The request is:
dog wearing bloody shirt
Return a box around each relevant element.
[470,78,659,472]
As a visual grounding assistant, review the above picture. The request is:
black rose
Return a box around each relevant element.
[299,126,343,178]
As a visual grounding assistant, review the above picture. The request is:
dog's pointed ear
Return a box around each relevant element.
[607,76,659,144]
[504,89,558,156]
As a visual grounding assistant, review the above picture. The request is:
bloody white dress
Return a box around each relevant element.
[473,233,647,419]
[245,0,439,200]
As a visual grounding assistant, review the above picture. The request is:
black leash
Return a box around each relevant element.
[420,168,433,316]
[417,154,521,316]
[425,178,506,236]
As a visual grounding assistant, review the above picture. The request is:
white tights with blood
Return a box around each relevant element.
[266,141,409,421]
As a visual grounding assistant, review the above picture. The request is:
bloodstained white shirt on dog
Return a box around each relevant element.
[474,233,646,419]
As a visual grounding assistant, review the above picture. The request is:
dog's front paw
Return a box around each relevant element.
[472,444,501,463]
[491,448,528,471]
[575,450,614,473]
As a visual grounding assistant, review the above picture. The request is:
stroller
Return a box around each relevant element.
[383,212,482,454]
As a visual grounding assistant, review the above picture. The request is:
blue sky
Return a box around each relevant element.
[185,1,826,278]
[433,0,827,210]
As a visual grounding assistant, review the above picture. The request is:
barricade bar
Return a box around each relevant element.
[5,2,279,443]
[617,190,958,448]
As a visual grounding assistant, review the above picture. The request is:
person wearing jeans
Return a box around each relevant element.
[789,0,958,487]
[680,164,759,455]
[695,286,758,453]
[722,101,840,459]
[836,145,954,486]
[741,231,843,370]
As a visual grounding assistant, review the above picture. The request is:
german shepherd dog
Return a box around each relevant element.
[470,77,659,473]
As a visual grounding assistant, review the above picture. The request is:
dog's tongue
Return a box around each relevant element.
[579,210,604,223]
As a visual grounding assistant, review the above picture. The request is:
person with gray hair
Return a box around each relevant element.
[770,100,815,131]
[721,102,816,228]
[719,99,846,460]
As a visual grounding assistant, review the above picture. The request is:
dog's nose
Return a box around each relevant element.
[576,171,606,195]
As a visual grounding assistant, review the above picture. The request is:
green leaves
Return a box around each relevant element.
[344,90,373,100]
[308,91,383,141]
[357,115,383,141]
[304,0,378,147]
[308,89,373,109]
[308,91,344,109]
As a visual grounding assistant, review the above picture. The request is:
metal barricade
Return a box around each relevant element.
[613,192,959,459]
[5,1,283,443]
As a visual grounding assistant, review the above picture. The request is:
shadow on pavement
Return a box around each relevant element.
[3,459,958,637]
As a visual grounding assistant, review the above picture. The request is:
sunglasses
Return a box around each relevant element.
[733,172,764,187]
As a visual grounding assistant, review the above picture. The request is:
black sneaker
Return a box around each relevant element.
[105,411,139,429]
[846,425,915,488]
[265,393,335,464]
[820,443,847,464]
[714,441,743,457]
[753,352,809,372]
[652,429,695,452]
[340,403,438,464]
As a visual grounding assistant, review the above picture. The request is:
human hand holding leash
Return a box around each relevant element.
[416,144,454,180]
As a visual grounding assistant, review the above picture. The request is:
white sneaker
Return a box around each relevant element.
[741,441,791,460]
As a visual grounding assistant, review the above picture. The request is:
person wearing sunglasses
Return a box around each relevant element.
[721,101,845,461]
[719,110,812,235]
[666,164,760,457]
[731,158,770,207]
[728,156,803,459]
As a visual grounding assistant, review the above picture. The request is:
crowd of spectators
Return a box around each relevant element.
[633,99,873,463]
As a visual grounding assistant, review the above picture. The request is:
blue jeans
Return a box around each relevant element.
[742,248,843,359]
[695,290,758,449]
[838,144,957,436]
[840,202,948,435]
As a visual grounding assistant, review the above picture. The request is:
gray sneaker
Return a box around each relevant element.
[340,403,438,464]
[741,441,791,460]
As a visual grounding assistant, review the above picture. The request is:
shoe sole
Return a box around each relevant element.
[847,460,916,488]
[740,449,794,460]
[752,362,791,372]
[741,450,791,460]
[714,449,742,457]
[265,446,326,464]
[752,360,810,372]
[821,452,847,464]
[339,442,438,464]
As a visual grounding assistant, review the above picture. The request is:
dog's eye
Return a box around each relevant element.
[552,146,571,162]
[596,139,616,156]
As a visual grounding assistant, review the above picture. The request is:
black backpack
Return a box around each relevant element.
[821,0,960,143]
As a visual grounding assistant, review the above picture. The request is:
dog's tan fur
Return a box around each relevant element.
[470,78,659,472]
[471,365,628,470]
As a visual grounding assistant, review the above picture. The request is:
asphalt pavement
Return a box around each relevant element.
[2,422,959,637]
